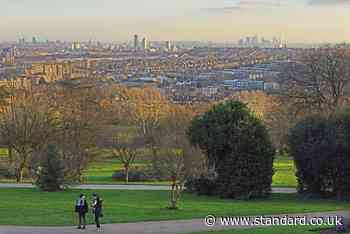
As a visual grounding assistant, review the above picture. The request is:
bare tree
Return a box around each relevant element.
[117,87,170,172]
[157,142,203,209]
[0,88,56,182]
[280,47,350,114]
[152,104,205,209]
[111,130,143,184]
[48,83,101,182]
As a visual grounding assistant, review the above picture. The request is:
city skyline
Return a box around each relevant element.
[0,0,350,43]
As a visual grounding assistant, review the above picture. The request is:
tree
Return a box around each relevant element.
[123,87,170,161]
[111,130,143,184]
[231,91,292,151]
[47,83,101,182]
[157,143,202,209]
[231,91,277,120]
[288,112,350,199]
[188,101,275,199]
[0,88,56,182]
[153,104,205,209]
[280,47,350,114]
[288,115,335,195]
[331,111,350,199]
[35,144,64,191]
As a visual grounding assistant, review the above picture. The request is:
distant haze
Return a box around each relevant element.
[0,0,349,43]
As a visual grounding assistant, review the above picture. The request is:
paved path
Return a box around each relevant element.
[0,183,297,193]
[0,211,349,234]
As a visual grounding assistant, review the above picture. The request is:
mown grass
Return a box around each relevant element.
[0,146,298,187]
[83,157,298,187]
[0,189,349,226]
[272,158,297,187]
[0,148,8,158]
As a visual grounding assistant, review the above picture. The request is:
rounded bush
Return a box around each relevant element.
[288,113,350,199]
[188,101,275,199]
[185,174,217,196]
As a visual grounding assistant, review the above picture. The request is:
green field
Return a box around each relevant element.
[0,147,298,187]
[272,158,297,187]
[0,148,8,157]
[190,226,334,234]
[83,157,297,187]
[83,148,297,186]
[0,189,349,226]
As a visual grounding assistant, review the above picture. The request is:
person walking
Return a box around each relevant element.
[75,193,89,229]
[92,192,103,232]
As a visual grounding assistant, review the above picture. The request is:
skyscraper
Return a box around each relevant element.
[71,42,81,51]
[134,34,139,51]
[141,37,149,51]
[165,40,172,52]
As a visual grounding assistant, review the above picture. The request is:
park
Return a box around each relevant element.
[0,48,350,234]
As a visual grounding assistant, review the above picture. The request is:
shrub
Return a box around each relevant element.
[288,113,350,199]
[185,173,217,196]
[288,115,335,195]
[188,100,275,199]
[112,169,152,182]
[0,164,15,179]
[330,112,350,200]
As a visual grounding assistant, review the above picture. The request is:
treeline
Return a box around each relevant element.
[0,82,209,208]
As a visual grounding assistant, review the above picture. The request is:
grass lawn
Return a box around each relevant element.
[190,226,334,234]
[0,148,8,157]
[0,189,349,226]
[82,156,298,187]
[0,145,298,187]
[272,158,297,187]
[82,159,170,185]
[0,146,298,188]
[83,159,140,183]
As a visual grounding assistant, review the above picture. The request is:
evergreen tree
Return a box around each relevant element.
[188,101,275,199]
[36,144,64,191]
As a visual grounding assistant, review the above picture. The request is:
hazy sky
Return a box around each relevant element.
[0,0,349,43]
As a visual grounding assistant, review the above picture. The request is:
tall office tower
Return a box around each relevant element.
[272,37,279,48]
[32,36,37,44]
[18,38,25,45]
[71,42,81,51]
[165,40,172,52]
[252,35,259,47]
[134,34,139,51]
[246,37,251,47]
[141,37,149,51]
[238,39,244,47]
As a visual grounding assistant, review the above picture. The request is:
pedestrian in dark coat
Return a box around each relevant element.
[92,192,103,232]
[75,193,89,229]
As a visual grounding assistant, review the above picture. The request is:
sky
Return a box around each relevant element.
[0,0,349,43]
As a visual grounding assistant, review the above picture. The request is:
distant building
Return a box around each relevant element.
[71,42,81,51]
[201,87,218,97]
[134,34,139,51]
[165,41,172,52]
[224,79,264,91]
[264,82,280,91]
[18,38,25,45]
[1,47,16,65]
[141,37,149,51]
[237,35,286,48]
